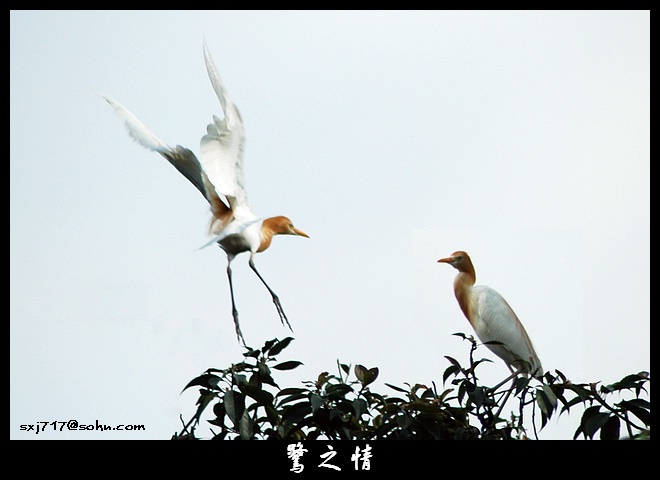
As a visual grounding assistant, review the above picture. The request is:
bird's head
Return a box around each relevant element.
[256,216,308,253]
[437,251,471,272]
[265,216,309,238]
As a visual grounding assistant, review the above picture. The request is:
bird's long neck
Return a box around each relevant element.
[257,221,275,253]
[257,217,284,253]
[453,264,476,326]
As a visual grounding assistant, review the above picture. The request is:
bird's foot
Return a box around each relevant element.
[271,294,293,332]
[232,308,247,346]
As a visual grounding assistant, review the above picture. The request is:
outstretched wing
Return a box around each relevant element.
[102,94,230,220]
[200,41,252,218]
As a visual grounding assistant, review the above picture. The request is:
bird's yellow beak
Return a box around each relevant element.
[293,227,309,238]
[437,256,453,264]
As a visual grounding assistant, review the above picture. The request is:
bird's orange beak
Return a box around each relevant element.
[437,256,453,264]
[293,227,309,238]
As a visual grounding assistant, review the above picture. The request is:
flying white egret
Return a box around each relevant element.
[437,251,543,387]
[102,41,309,344]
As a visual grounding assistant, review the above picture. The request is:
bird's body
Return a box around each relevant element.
[438,251,543,379]
[103,41,308,344]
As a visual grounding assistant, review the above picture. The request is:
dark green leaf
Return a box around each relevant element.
[619,372,649,383]
[194,389,217,422]
[468,386,486,408]
[248,372,262,389]
[352,398,368,417]
[355,364,367,382]
[277,387,307,397]
[437,388,454,403]
[397,412,413,429]
[310,393,325,414]
[267,337,294,356]
[239,384,274,406]
[326,383,354,399]
[212,401,225,421]
[207,417,224,428]
[473,358,494,368]
[224,390,246,427]
[420,387,436,400]
[256,362,278,388]
[560,395,588,415]
[281,402,312,426]
[242,348,261,359]
[238,411,254,440]
[457,382,467,405]
[600,415,620,440]
[233,373,248,387]
[549,384,568,402]
[262,338,277,353]
[622,398,651,410]
[565,384,592,403]
[462,380,476,393]
[273,360,304,371]
[364,390,387,406]
[554,369,568,383]
[182,373,222,393]
[257,361,271,377]
[601,372,649,394]
[232,361,256,372]
[338,362,350,375]
[581,407,609,439]
[619,400,651,426]
[385,383,408,393]
[265,405,279,425]
[536,386,557,418]
[443,365,460,385]
[355,365,378,386]
[444,356,462,369]
[277,391,309,407]
[365,367,379,385]
[513,376,531,394]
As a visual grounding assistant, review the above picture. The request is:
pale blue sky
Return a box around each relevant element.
[10,10,649,440]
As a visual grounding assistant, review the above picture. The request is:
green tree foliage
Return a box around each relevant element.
[172,335,650,440]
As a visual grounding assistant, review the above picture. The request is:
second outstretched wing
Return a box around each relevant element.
[199,41,251,219]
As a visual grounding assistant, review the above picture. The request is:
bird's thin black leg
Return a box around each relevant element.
[227,260,246,346]
[489,366,524,393]
[249,258,293,331]
[492,380,516,425]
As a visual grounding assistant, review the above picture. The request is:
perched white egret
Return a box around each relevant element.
[438,251,543,384]
[103,41,308,344]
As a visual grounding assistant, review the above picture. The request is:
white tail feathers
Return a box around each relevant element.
[101,95,170,152]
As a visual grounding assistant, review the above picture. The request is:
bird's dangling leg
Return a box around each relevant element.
[249,257,293,332]
[226,259,246,346]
